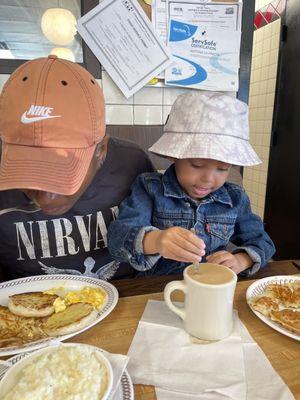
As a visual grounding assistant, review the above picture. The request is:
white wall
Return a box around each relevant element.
[243,18,281,219]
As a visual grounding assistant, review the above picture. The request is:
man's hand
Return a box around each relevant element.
[143,227,205,264]
[206,251,253,274]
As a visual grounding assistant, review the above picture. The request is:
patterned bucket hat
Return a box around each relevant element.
[149,91,261,166]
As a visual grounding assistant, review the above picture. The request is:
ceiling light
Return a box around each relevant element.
[50,47,75,62]
[41,8,77,46]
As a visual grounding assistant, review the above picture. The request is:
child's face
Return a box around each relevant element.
[174,158,231,200]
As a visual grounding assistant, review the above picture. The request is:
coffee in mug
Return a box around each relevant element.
[187,263,233,285]
[164,263,237,341]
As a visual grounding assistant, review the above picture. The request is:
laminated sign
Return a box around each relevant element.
[165,19,241,91]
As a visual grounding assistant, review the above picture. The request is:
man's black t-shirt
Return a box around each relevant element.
[0,138,154,281]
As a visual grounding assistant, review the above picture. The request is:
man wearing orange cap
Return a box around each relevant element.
[0,56,153,281]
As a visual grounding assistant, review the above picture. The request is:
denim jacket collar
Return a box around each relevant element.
[162,165,233,207]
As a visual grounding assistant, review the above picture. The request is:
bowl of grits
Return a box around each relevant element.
[0,343,113,400]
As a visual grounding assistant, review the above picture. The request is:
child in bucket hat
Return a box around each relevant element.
[108,91,275,277]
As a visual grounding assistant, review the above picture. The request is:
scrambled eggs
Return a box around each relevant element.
[44,286,106,313]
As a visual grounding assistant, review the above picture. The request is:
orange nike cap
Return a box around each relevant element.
[0,55,105,195]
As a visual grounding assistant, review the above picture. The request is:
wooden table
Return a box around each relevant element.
[70,260,300,400]
[109,259,299,298]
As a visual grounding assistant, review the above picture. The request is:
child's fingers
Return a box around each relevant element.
[161,227,205,255]
[173,234,205,256]
[162,241,202,263]
[178,229,206,250]
[206,251,232,265]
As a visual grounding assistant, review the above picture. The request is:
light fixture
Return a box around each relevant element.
[41,8,77,46]
[50,47,75,62]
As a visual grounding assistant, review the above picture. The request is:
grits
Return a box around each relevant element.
[4,346,109,400]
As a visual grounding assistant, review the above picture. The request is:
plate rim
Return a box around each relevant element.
[0,346,134,400]
[119,369,134,400]
[246,275,300,341]
[0,274,119,356]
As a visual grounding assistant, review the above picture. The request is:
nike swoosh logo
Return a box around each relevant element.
[21,113,61,124]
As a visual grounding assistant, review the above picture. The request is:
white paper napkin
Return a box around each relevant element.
[128,300,246,400]
[127,300,295,400]
[102,352,129,400]
[238,322,295,400]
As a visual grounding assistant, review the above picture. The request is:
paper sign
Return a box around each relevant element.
[165,16,241,90]
[77,0,172,98]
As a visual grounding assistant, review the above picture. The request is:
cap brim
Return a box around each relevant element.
[149,132,261,166]
[0,142,97,195]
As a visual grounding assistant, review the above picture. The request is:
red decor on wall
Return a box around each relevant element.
[254,0,285,30]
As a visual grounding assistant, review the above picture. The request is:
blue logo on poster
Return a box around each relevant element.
[166,55,207,86]
[210,53,236,75]
[169,20,198,42]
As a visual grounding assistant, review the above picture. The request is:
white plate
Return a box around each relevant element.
[246,275,300,341]
[0,343,114,399]
[0,349,134,400]
[0,274,119,356]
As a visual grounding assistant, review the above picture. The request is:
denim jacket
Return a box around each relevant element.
[107,165,275,276]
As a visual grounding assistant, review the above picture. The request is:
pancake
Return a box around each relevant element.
[270,309,300,335]
[265,283,300,308]
[248,295,279,317]
[8,292,58,317]
[43,302,97,336]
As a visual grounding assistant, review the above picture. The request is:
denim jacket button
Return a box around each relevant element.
[185,202,190,207]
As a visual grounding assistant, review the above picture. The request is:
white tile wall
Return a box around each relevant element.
[102,71,133,105]
[134,86,163,105]
[0,74,9,91]
[106,105,134,125]
[134,105,162,125]
[255,0,274,10]
[100,70,195,125]
[244,18,281,219]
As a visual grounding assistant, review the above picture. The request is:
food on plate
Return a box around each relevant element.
[0,337,23,348]
[249,279,300,335]
[44,286,107,312]
[0,285,107,349]
[0,305,19,337]
[42,302,97,336]
[0,305,47,348]
[265,282,300,308]
[3,346,110,400]
[248,295,279,317]
[270,309,300,335]
[8,292,58,317]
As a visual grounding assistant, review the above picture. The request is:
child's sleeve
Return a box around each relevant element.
[230,191,276,276]
[107,174,161,271]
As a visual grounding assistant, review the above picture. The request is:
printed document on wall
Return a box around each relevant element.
[165,20,241,90]
[168,1,242,33]
[77,0,171,98]
[165,1,242,91]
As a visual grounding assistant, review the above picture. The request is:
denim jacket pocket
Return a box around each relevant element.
[153,211,192,230]
[206,216,236,251]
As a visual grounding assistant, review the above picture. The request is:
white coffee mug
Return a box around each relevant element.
[164,263,237,341]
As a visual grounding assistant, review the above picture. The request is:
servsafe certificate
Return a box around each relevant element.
[165,19,241,90]
[164,1,242,91]
[77,0,171,98]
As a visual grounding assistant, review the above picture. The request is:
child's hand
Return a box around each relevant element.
[143,227,205,263]
[206,251,253,274]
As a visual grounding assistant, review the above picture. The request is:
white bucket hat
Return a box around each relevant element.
[149,91,261,166]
